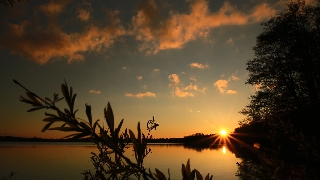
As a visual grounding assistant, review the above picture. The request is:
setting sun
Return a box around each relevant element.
[220,129,227,137]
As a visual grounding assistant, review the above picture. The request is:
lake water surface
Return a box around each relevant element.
[0,142,240,180]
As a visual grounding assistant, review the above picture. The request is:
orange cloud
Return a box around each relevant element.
[168,74,206,97]
[39,1,63,16]
[0,2,125,64]
[125,92,156,98]
[137,76,143,80]
[226,90,237,94]
[213,79,228,93]
[214,74,241,94]
[131,0,276,54]
[89,90,101,94]
[190,76,197,82]
[229,75,240,81]
[78,9,90,21]
[189,62,209,69]
[168,74,180,87]
[249,3,276,22]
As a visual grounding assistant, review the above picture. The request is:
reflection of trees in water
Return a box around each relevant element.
[236,159,279,180]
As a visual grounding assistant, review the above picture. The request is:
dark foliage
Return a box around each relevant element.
[238,0,320,178]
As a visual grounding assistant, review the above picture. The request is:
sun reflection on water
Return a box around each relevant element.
[222,145,226,154]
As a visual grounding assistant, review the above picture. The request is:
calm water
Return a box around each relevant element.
[0,142,240,180]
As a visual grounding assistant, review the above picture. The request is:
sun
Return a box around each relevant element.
[220,129,227,137]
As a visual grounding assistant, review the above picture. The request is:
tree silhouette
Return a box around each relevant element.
[0,0,28,7]
[239,0,320,175]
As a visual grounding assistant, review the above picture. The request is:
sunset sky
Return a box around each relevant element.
[0,0,315,139]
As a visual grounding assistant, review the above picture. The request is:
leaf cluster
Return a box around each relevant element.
[14,80,213,180]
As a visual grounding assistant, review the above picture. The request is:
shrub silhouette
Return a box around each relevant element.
[14,79,213,180]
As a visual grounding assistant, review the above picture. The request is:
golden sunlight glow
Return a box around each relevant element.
[220,129,227,137]
[222,145,226,154]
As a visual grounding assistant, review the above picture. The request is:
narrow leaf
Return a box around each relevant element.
[80,122,91,132]
[204,174,213,180]
[42,117,61,122]
[154,168,167,180]
[45,112,59,118]
[70,93,76,113]
[182,164,188,179]
[115,119,124,136]
[26,92,42,106]
[85,103,92,126]
[61,83,71,106]
[186,159,191,177]
[41,122,54,132]
[129,129,136,143]
[92,119,100,132]
[45,97,52,102]
[27,106,45,112]
[104,102,114,134]
[194,169,203,180]
[20,95,37,105]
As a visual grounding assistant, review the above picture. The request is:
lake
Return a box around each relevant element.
[0,142,240,180]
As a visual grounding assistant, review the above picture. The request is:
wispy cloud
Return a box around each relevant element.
[137,76,143,80]
[77,1,92,22]
[229,75,240,81]
[78,9,91,21]
[125,92,156,98]
[89,90,101,94]
[168,73,206,97]
[189,62,209,69]
[226,90,237,94]
[190,76,197,82]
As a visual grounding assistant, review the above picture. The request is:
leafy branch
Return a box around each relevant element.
[14,79,213,180]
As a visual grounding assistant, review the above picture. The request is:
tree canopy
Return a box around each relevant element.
[241,0,320,126]
[239,0,320,170]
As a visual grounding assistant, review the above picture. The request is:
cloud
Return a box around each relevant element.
[168,74,206,97]
[189,62,209,69]
[168,74,180,87]
[78,9,90,21]
[229,75,240,81]
[39,1,63,16]
[214,74,240,94]
[89,90,101,94]
[0,2,125,64]
[125,92,156,98]
[137,76,143,80]
[226,38,234,44]
[77,1,92,22]
[131,0,276,54]
[213,79,228,93]
[226,90,237,94]
[190,76,197,82]
[249,3,276,22]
